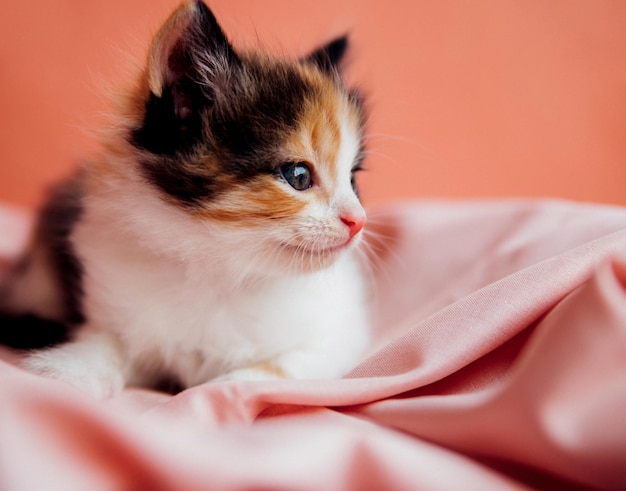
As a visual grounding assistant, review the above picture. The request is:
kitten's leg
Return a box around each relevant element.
[21,327,127,399]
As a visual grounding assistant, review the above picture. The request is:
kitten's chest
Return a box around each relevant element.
[80,243,314,369]
[154,282,322,383]
[104,269,296,338]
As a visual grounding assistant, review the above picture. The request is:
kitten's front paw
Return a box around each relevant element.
[22,349,125,399]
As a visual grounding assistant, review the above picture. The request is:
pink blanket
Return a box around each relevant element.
[1,199,625,490]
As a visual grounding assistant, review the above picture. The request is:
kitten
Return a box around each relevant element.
[0,1,370,398]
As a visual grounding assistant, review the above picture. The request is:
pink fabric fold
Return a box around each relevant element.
[1,199,625,490]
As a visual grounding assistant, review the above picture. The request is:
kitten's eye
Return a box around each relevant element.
[280,162,313,191]
[351,165,364,194]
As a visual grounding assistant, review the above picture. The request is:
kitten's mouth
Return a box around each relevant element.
[280,241,349,257]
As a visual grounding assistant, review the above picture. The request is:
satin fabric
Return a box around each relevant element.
[1,199,625,490]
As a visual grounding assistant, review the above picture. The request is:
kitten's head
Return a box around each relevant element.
[124,1,366,274]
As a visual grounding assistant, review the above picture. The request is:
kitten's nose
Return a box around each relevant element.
[340,212,366,240]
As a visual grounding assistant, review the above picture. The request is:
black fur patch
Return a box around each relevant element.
[210,62,316,177]
[132,83,205,156]
[137,60,318,207]
[140,154,217,207]
[37,176,85,326]
[0,177,84,350]
[0,314,70,350]
[305,36,349,74]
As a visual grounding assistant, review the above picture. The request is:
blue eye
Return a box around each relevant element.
[280,162,313,191]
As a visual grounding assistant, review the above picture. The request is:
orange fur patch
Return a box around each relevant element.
[197,175,305,225]
[249,360,287,378]
[283,65,362,192]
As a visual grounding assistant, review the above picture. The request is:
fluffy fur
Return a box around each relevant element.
[0,1,370,398]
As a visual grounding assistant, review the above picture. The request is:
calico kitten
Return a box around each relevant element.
[0,0,370,398]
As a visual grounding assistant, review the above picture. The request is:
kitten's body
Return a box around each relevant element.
[0,1,370,398]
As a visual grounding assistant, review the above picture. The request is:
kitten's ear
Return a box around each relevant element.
[134,1,238,154]
[147,0,237,98]
[304,36,349,74]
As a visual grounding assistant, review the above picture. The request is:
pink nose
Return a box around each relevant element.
[340,213,366,240]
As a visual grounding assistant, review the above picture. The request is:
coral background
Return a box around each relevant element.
[1,1,625,208]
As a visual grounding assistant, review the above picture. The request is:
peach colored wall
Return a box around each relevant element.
[1,1,626,209]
